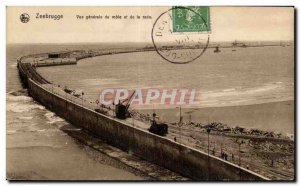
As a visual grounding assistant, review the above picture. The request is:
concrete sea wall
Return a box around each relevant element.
[25,75,268,181]
[33,58,77,67]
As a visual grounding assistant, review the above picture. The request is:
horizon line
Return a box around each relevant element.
[7,40,295,45]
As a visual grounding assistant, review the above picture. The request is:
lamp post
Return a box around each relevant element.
[82,91,84,106]
[96,99,99,109]
[57,84,60,97]
[70,90,74,102]
[237,139,245,166]
[51,81,54,109]
[207,128,211,180]
[177,105,183,144]
[100,94,102,109]
[64,86,67,98]
[220,132,224,157]
[51,81,53,94]
[207,128,211,156]
[235,138,245,180]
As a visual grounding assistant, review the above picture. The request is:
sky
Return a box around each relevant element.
[6,6,294,44]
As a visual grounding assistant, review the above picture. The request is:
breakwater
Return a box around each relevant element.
[17,50,269,181]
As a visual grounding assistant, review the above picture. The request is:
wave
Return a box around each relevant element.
[6,92,45,113]
[200,83,284,99]
[7,102,45,113]
[79,78,120,86]
[133,81,294,109]
[44,112,65,124]
[18,116,33,120]
[198,81,294,107]
[6,94,32,102]
[7,145,65,150]
[7,130,17,135]
[10,63,17,68]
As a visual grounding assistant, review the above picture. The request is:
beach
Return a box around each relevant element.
[140,100,294,134]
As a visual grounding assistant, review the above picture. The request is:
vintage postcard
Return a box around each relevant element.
[6,6,294,181]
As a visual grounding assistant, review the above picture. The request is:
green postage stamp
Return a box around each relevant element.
[172,6,211,32]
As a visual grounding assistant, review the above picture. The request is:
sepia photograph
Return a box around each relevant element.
[6,6,295,181]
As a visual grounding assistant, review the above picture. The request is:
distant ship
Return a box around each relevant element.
[232,40,247,48]
[214,46,221,53]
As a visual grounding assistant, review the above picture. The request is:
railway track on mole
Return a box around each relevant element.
[18,62,50,84]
